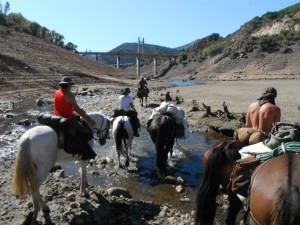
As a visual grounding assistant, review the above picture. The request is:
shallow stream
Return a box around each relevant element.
[0,93,221,213]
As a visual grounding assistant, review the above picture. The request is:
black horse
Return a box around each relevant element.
[147,113,177,179]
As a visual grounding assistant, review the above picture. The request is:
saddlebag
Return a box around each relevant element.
[231,156,261,197]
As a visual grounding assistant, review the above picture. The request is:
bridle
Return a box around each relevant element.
[94,115,110,142]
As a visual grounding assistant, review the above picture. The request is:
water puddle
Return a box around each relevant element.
[167,79,203,87]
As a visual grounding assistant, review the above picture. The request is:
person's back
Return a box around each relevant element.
[118,95,134,110]
[138,77,147,90]
[258,102,281,133]
[117,88,140,137]
[246,101,260,130]
[245,87,281,135]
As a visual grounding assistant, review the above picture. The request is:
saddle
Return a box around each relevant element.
[113,109,140,134]
[37,113,96,160]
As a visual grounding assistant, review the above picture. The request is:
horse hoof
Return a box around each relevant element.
[22,211,35,225]
[42,205,50,213]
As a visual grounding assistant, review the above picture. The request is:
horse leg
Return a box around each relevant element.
[31,190,41,223]
[145,97,147,107]
[79,160,88,195]
[226,193,243,225]
[117,145,122,168]
[31,167,51,219]
[123,139,130,167]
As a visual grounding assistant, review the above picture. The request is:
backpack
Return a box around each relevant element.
[264,122,300,149]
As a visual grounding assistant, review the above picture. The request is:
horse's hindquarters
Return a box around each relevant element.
[250,154,300,225]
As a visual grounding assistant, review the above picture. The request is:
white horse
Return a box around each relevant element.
[12,112,110,223]
[112,116,134,168]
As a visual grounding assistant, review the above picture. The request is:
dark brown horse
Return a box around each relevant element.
[137,87,149,107]
[147,113,177,179]
[195,140,300,225]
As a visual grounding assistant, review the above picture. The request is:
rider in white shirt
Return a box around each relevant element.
[117,88,140,137]
[118,88,136,110]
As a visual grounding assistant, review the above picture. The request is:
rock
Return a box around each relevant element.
[175,185,184,193]
[106,187,131,198]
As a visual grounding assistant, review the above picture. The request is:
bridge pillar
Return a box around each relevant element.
[153,57,157,77]
[116,56,120,69]
[136,56,140,76]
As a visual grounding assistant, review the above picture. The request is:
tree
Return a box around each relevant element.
[4,2,9,15]
[65,42,78,52]
[0,1,10,15]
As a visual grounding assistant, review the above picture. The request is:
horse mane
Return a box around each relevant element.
[223,140,245,163]
[161,112,175,120]
[195,141,224,225]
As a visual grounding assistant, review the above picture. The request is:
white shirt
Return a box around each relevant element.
[118,95,134,110]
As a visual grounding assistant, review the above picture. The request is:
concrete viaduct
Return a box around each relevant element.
[79,51,178,76]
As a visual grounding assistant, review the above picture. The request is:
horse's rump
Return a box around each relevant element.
[250,153,300,225]
[147,113,176,178]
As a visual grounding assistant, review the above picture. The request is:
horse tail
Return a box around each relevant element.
[195,144,223,225]
[115,119,128,152]
[271,155,300,225]
[155,116,166,174]
[12,135,36,198]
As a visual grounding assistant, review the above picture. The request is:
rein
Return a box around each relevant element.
[94,115,110,141]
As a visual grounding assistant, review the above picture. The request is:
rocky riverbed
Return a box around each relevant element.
[1,79,300,225]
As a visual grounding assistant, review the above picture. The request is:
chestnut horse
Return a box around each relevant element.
[249,153,300,225]
[195,140,300,225]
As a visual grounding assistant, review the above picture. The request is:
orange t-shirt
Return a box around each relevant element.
[54,89,73,119]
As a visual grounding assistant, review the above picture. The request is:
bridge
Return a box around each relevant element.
[78,51,178,77]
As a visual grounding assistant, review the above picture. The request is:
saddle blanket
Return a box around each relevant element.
[239,142,272,158]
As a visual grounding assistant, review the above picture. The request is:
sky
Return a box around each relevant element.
[6,0,300,52]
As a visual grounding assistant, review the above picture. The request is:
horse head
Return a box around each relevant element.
[90,113,110,146]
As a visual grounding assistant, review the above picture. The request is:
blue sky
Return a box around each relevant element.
[7,0,300,52]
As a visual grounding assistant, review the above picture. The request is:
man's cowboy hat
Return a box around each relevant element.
[59,76,75,85]
[257,87,277,100]
[122,88,130,95]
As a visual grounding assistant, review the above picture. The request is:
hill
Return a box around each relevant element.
[0,31,137,101]
[138,3,300,80]
[0,3,300,100]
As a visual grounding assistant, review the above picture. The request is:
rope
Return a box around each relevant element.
[256,142,300,161]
